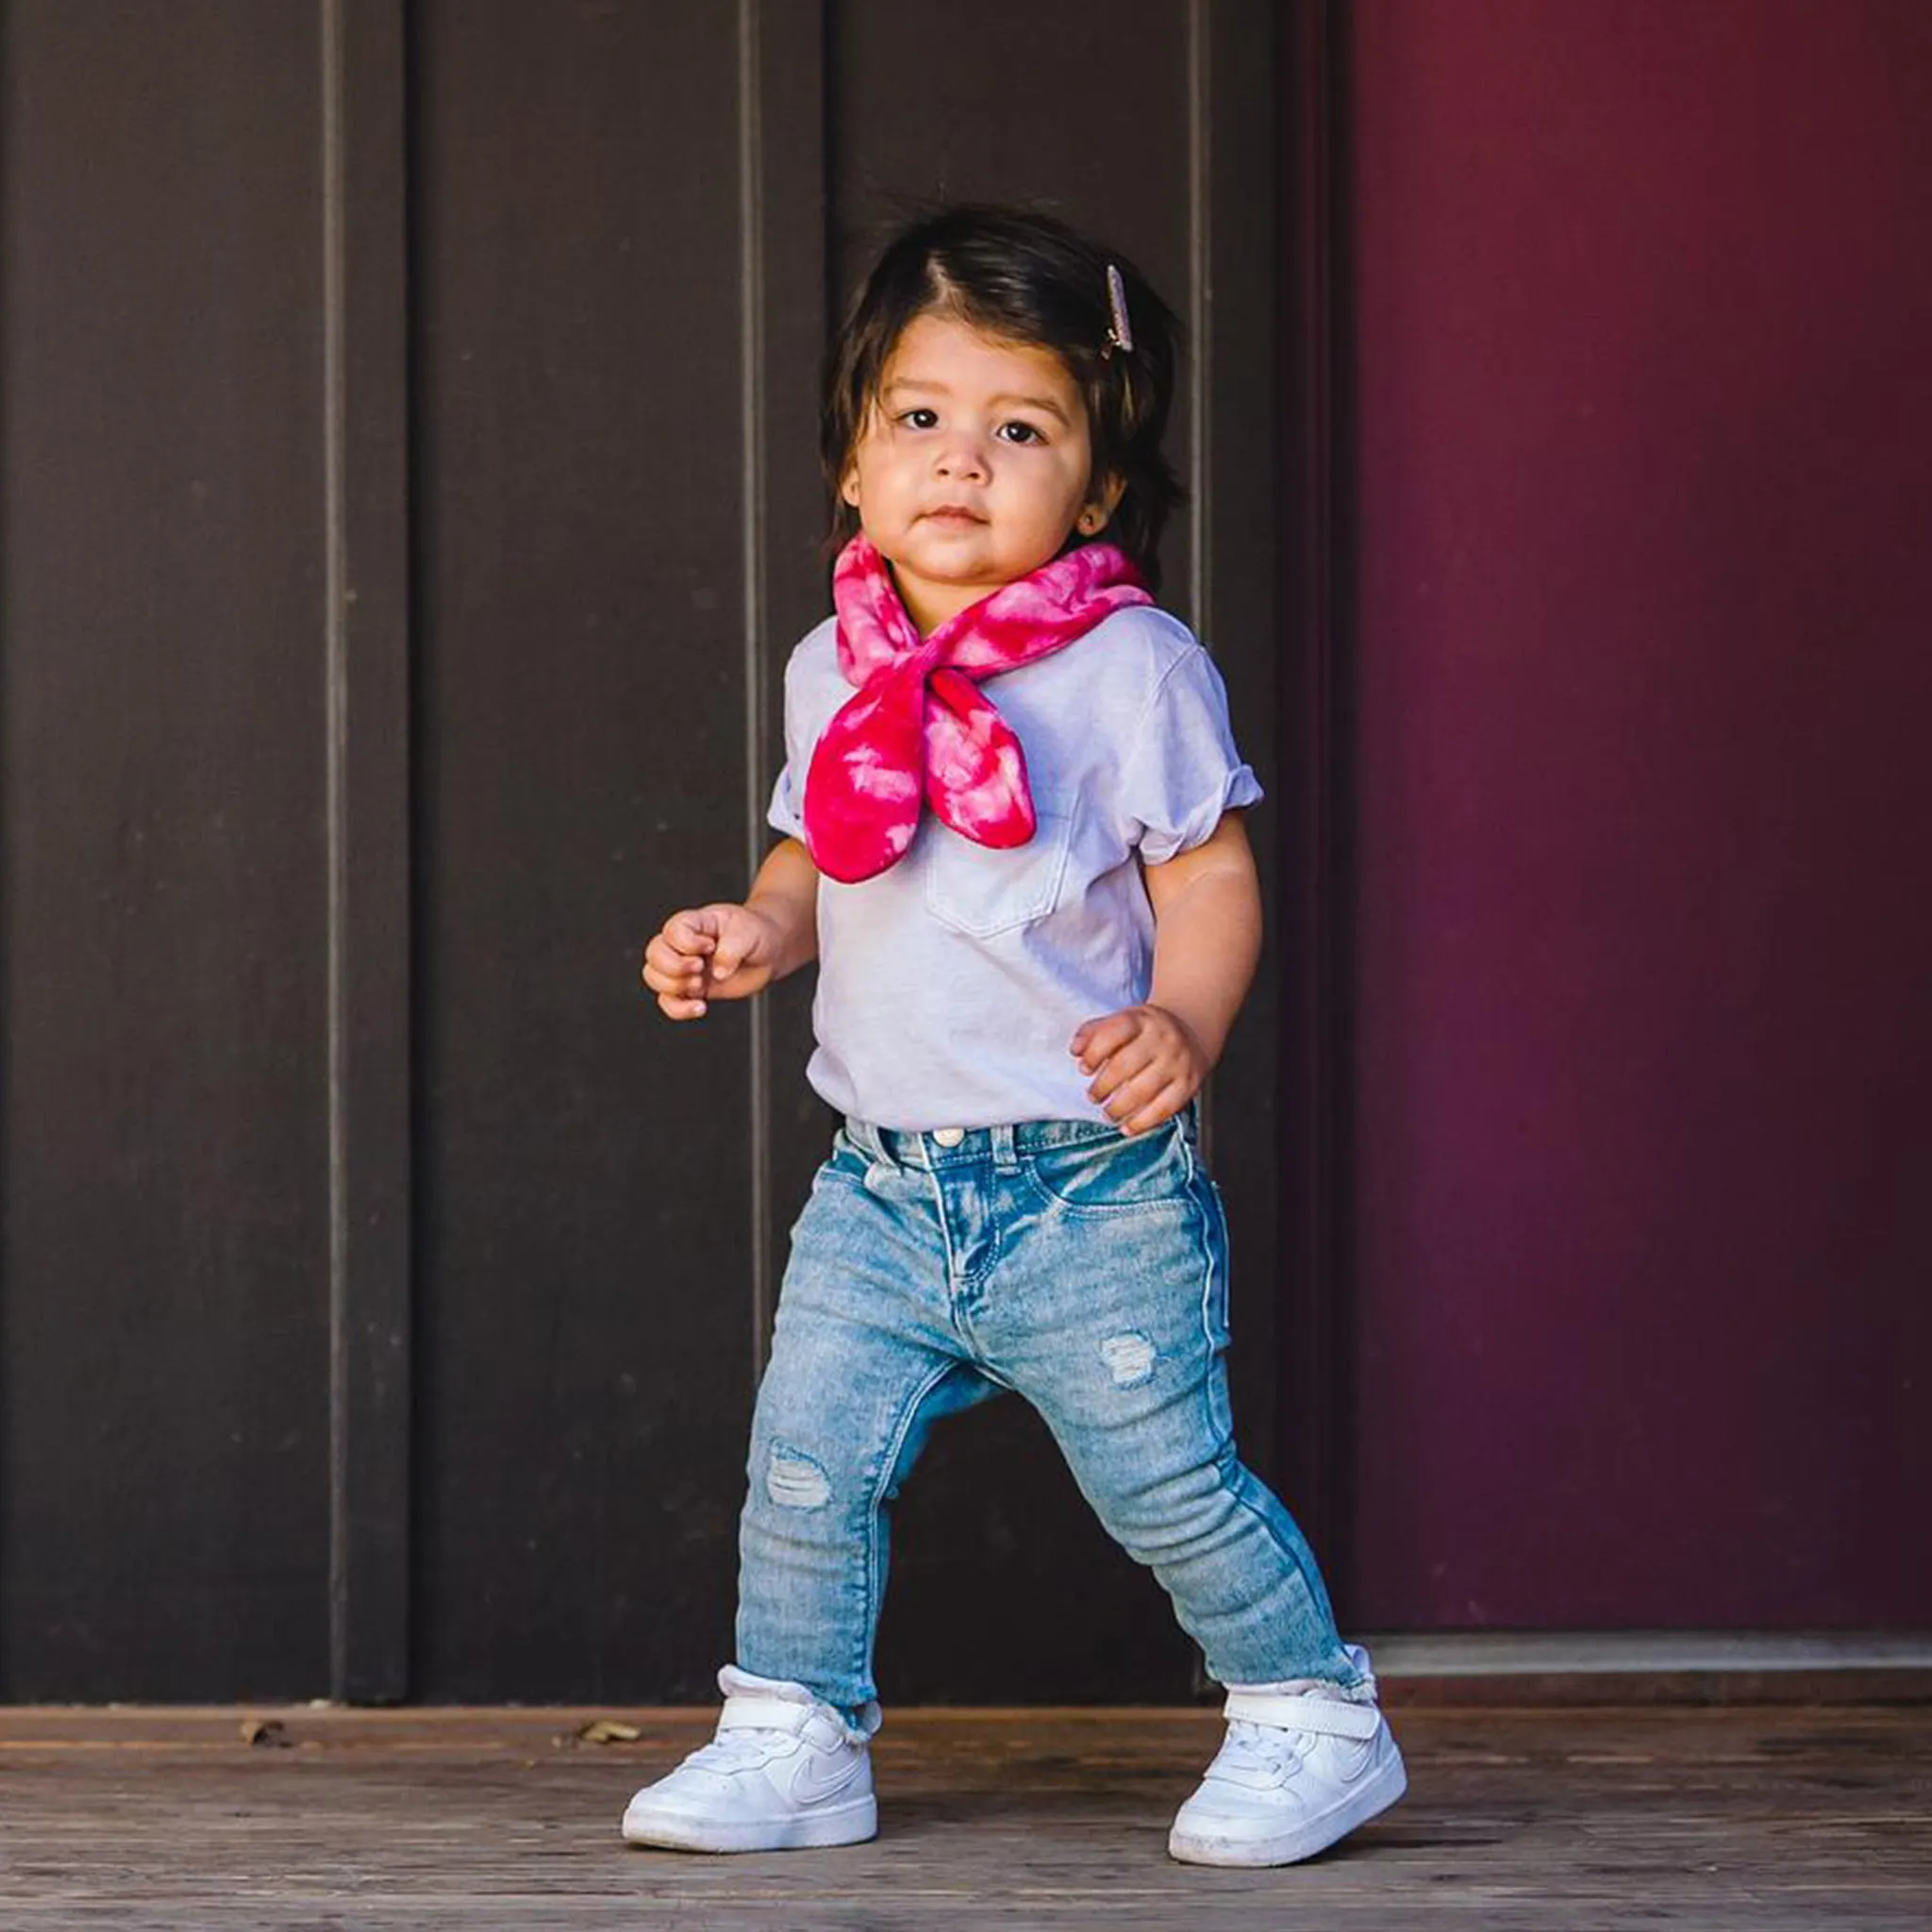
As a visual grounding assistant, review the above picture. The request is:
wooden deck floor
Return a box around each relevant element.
[1,1701,1927,1928]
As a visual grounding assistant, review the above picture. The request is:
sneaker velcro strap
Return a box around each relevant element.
[718,1692,816,1738]
[1223,1690,1384,1740]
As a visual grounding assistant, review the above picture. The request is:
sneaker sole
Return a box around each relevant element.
[1166,1747,1407,1868]
[622,1793,877,1855]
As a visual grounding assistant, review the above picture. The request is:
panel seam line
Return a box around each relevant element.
[320,0,352,1698]
[739,0,774,1381]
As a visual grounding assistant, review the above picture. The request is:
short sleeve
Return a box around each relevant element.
[765,642,812,839]
[1117,646,1264,864]
[767,762,805,839]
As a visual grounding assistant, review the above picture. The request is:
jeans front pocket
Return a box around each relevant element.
[922,805,1074,939]
[1023,1119,1196,1214]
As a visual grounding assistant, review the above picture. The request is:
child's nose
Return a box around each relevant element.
[932,433,990,482]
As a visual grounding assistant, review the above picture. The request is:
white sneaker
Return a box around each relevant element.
[1168,1645,1407,1867]
[620,1665,880,1854]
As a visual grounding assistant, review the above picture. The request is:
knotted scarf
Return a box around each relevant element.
[802,534,1151,884]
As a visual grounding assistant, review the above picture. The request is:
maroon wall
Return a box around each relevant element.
[1339,0,1932,1629]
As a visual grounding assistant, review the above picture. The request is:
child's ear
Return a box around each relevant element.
[1076,473,1126,536]
[840,466,862,509]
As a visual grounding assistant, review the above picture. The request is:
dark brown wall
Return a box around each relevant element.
[407,0,759,1707]
[1337,0,1932,1628]
[0,0,1288,1702]
[0,0,335,1697]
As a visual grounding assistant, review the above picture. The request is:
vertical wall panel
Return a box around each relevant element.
[0,1,333,1696]
[1187,0,1289,1586]
[1275,0,1349,1579]
[743,1,832,1375]
[408,0,756,1700]
[324,0,414,1705]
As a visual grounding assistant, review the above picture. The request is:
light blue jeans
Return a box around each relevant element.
[734,1113,1360,1710]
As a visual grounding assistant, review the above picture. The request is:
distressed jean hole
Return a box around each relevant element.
[1099,1332,1158,1388]
[766,1445,831,1510]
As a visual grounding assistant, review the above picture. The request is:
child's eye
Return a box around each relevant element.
[897,408,939,430]
[996,421,1045,445]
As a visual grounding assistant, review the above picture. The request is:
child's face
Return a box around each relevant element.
[841,312,1119,633]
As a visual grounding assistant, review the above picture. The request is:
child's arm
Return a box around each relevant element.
[1071,811,1262,1134]
[641,836,821,1021]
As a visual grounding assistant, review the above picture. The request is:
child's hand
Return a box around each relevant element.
[641,904,782,1019]
[1070,1004,1210,1136]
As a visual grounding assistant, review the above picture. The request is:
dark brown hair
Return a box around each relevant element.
[822,205,1182,590]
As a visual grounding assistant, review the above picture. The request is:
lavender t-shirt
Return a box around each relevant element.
[768,604,1262,1130]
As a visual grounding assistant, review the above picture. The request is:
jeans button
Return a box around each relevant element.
[931,1127,965,1148]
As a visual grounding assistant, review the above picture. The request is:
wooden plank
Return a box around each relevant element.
[0,1704,1925,1927]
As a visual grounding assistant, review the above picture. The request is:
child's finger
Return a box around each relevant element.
[643,935,702,982]
[1070,1008,1141,1072]
[1099,1062,1170,1126]
[646,937,713,987]
[1119,1079,1190,1137]
[704,907,774,985]
[1086,1034,1158,1104]
[641,940,708,994]
[662,908,722,955]
[656,990,709,1021]
[644,974,707,1008]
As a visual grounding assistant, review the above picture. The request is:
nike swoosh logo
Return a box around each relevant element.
[790,1752,865,1807]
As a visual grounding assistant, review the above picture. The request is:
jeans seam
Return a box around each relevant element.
[1208,1457,1339,1684]
[1193,1164,1329,1681]
[1192,1172,1236,1476]
[958,1200,1003,1294]
[860,1358,959,1694]
[917,1159,958,1291]
[1193,1172,1228,1354]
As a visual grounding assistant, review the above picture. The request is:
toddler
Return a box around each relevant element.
[627,205,1406,1867]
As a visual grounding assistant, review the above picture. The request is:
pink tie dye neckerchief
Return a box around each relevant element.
[803,533,1151,885]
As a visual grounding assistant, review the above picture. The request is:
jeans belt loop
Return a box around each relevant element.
[990,1124,1021,1175]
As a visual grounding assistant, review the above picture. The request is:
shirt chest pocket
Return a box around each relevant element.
[922,804,1074,939]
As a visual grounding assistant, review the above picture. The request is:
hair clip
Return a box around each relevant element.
[1103,263,1135,358]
